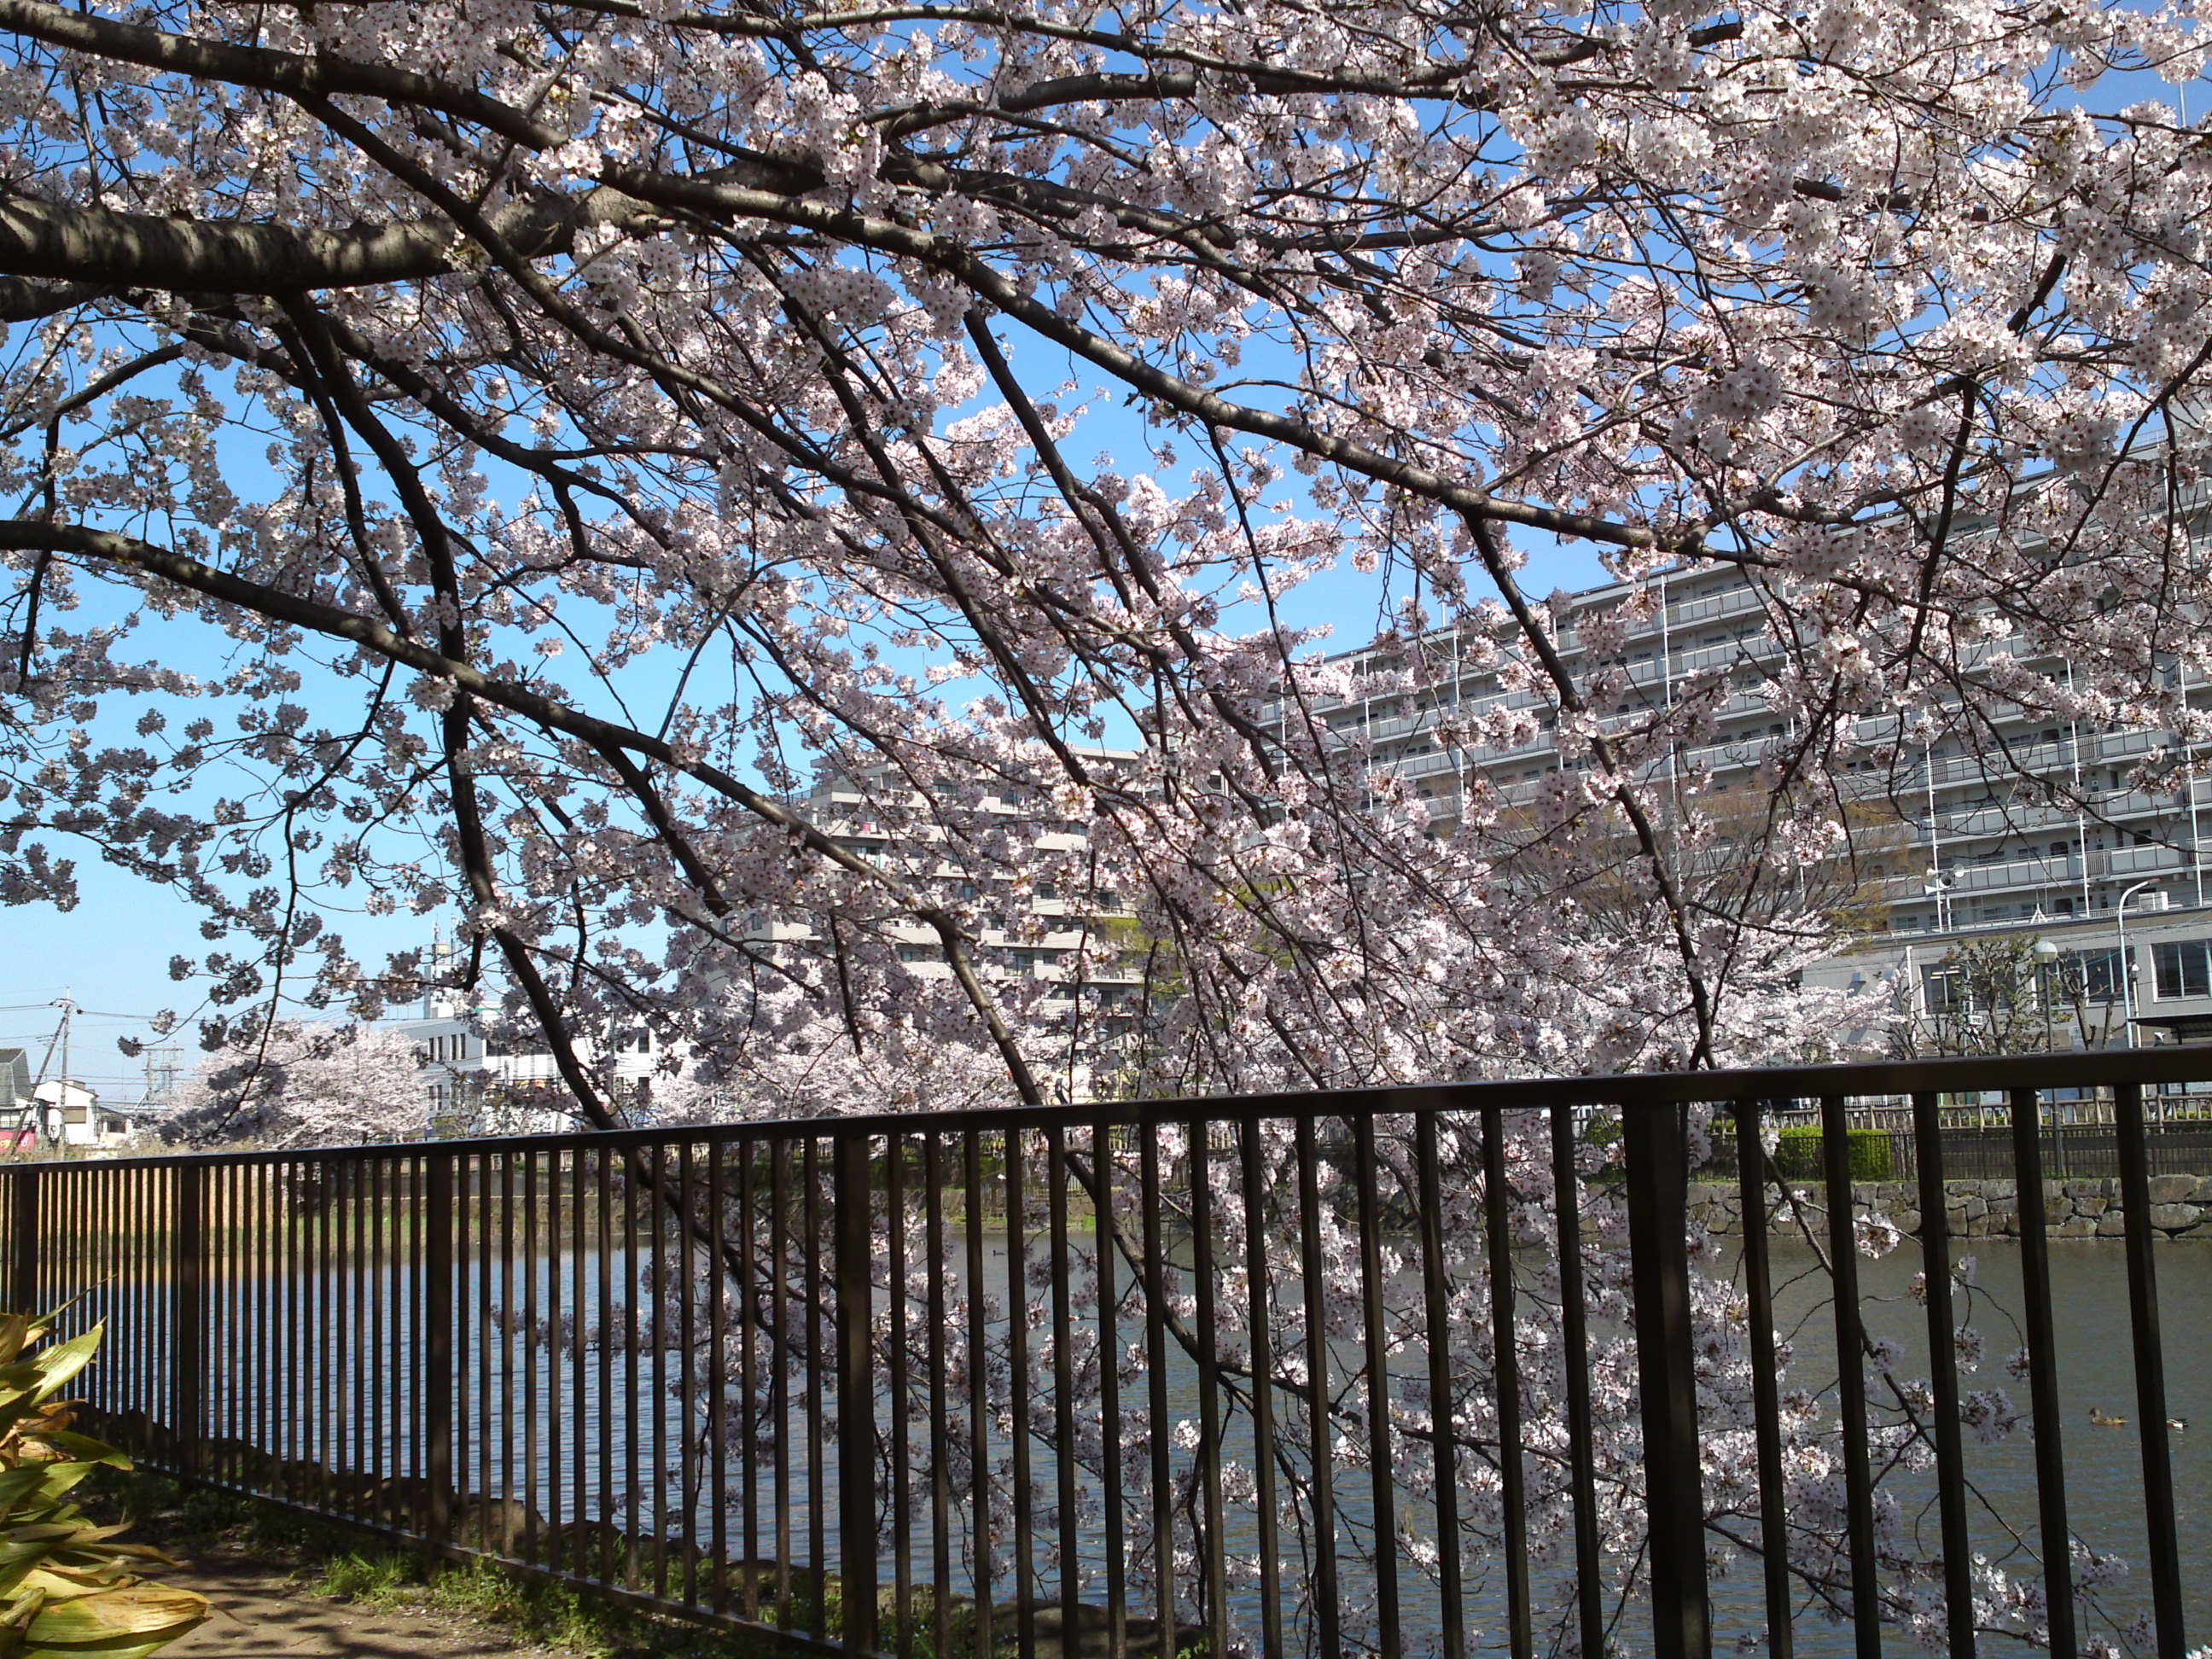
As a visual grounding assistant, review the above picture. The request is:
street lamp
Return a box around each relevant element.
[2115,877,2163,1050]
[2033,935,2061,1051]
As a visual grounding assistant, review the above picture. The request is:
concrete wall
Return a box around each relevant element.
[1686,1174,2212,1239]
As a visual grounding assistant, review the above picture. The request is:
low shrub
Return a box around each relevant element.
[1770,1126,1896,1182]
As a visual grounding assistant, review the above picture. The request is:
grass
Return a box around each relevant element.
[301,1550,717,1657]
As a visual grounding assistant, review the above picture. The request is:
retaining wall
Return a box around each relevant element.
[1686,1173,2212,1239]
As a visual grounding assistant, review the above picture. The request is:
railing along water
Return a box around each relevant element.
[7,1048,2209,1659]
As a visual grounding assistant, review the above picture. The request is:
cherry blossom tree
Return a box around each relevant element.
[7,0,2202,1111]
[0,0,2200,1649]
[164,1019,427,1145]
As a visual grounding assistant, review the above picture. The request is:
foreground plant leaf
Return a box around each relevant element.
[0,1320,207,1659]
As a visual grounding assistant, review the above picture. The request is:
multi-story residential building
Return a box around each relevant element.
[747,757,1148,1062]
[386,934,668,1132]
[1272,564,2212,1051]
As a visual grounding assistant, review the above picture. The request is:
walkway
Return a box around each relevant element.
[154,1553,573,1659]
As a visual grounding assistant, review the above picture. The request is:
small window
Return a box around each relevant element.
[2155,940,2212,999]
[1923,966,1965,1015]
[2058,947,2122,999]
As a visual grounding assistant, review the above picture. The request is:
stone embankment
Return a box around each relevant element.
[1686,1174,2212,1239]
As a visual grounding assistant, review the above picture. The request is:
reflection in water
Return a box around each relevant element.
[1708,1236,2212,1659]
[185,1221,2206,1658]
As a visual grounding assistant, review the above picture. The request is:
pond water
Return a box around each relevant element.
[161,1223,2209,1658]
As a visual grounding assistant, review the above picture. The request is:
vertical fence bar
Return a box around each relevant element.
[964,1130,994,1659]
[1351,1112,1401,1659]
[1241,1115,1284,1659]
[924,1135,952,1659]
[1481,1103,1533,1659]
[1621,1101,1709,1659]
[806,1140,827,1642]
[1138,1124,1172,1649]
[172,1160,205,1477]
[649,1147,669,1598]
[427,1151,456,1557]
[887,1133,912,1656]
[377,1158,394,1523]
[1415,1111,1465,1659]
[835,1131,877,1654]
[1189,1120,1228,1659]
[547,1150,567,1579]
[2011,1087,2077,1659]
[1294,1115,1340,1659]
[1911,1091,1976,1659]
[599,1150,618,1587]
[741,1137,761,1621]
[1093,1122,1126,1659]
[1820,1095,1882,1659]
[1547,1106,1604,1659]
[526,1150,545,1572]
[707,1139,730,1621]
[2112,1080,2182,1659]
[1047,1127,1081,1653]
[1732,1101,1795,1659]
[1006,1129,1035,1657]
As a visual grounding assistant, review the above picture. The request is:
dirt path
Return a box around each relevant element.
[153,1552,579,1659]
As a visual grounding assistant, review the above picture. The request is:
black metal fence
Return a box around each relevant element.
[7,1046,2206,1659]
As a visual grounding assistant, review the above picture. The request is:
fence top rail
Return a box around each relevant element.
[21,1042,2212,1174]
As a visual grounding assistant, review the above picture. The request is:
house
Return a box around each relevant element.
[32,1078,136,1148]
[0,1049,32,1152]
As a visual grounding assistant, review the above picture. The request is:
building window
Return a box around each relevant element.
[2153,940,2212,999]
[2058,948,2125,1000]
[1923,966,1965,1015]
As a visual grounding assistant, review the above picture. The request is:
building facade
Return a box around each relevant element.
[748,758,1148,1047]
[1278,563,2212,1051]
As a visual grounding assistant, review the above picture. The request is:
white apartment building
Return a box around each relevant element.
[386,938,669,1133]
[1274,563,2212,1050]
[748,758,1148,1054]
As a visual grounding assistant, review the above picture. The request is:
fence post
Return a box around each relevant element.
[834,1131,877,1653]
[1622,1101,1711,1659]
[424,1152,456,1559]
[2113,1080,2186,1659]
[171,1160,205,1476]
[7,1165,34,1313]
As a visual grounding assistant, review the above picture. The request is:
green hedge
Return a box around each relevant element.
[1769,1125,1895,1182]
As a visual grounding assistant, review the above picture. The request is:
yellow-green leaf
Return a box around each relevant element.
[24,1586,207,1642]
[24,1332,101,1406]
[24,1437,125,1475]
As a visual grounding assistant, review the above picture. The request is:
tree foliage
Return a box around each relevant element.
[165,1021,425,1145]
[0,1,2202,1114]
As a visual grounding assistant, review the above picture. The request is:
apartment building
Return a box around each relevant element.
[387,934,672,1132]
[747,757,1149,1048]
[1271,564,2212,1050]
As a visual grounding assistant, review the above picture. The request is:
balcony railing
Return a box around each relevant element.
[9,1045,2208,1659]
